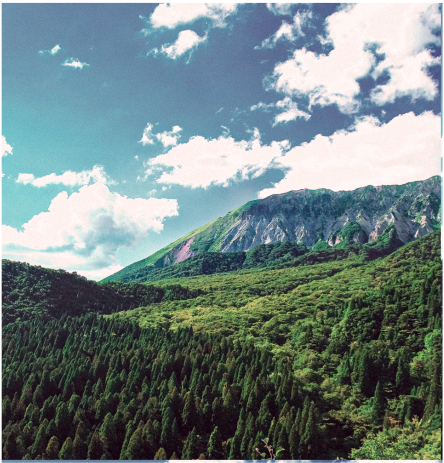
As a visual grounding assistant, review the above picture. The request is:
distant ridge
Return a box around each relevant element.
[102,176,441,282]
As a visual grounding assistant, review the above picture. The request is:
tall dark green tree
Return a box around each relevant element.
[207,426,224,459]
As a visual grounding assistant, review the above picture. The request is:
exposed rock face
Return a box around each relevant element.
[104,177,440,283]
[157,176,440,267]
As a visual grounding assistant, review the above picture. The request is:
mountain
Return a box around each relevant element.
[103,176,440,283]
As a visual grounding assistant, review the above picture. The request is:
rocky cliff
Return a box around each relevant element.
[102,176,440,282]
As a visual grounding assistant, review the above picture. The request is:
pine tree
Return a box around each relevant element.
[87,429,103,460]
[372,381,385,422]
[31,419,48,457]
[228,431,241,460]
[45,436,59,460]
[160,404,174,454]
[207,426,224,459]
[289,421,299,459]
[240,412,255,458]
[154,447,167,459]
[59,437,73,460]
[181,427,198,460]
[99,412,117,457]
[299,402,316,458]
[72,426,88,460]
[181,391,196,434]
[126,421,144,460]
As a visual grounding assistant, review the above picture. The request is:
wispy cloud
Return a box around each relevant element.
[2,136,13,157]
[38,44,61,56]
[251,97,311,125]
[265,4,441,113]
[266,3,293,16]
[256,10,313,50]
[16,166,114,188]
[149,30,207,62]
[62,58,90,69]
[139,124,183,147]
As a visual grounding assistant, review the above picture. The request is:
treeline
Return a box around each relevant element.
[113,226,405,284]
[2,260,203,324]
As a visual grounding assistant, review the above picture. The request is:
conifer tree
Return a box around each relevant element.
[126,421,144,460]
[181,427,198,460]
[154,447,167,459]
[45,436,59,460]
[372,381,385,422]
[207,426,224,459]
[181,391,196,433]
[100,412,117,457]
[59,437,73,460]
[228,431,241,460]
[87,429,103,460]
[72,424,88,460]
[289,421,300,459]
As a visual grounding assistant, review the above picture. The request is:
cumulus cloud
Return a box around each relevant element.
[62,58,90,69]
[145,3,238,30]
[38,44,61,56]
[251,97,311,125]
[146,128,290,189]
[256,10,312,49]
[139,124,183,147]
[150,30,207,61]
[258,111,441,198]
[266,4,293,16]
[2,183,179,280]
[265,4,441,113]
[16,165,114,188]
[2,136,13,157]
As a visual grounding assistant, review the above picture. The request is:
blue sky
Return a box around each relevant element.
[2,3,442,280]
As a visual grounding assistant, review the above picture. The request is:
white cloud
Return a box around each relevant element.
[139,123,156,145]
[62,58,90,69]
[256,10,312,49]
[150,30,207,61]
[146,128,290,189]
[38,44,61,55]
[2,183,179,280]
[258,111,441,198]
[156,126,183,147]
[251,97,311,125]
[266,4,293,16]
[16,165,114,188]
[265,4,441,113]
[139,123,183,147]
[146,3,238,30]
[2,136,13,157]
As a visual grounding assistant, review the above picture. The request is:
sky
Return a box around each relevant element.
[2,3,442,280]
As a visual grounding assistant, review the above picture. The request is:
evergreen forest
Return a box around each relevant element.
[2,230,442,460]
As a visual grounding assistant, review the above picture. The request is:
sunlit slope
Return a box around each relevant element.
[102,176,440,283]
[110,230,441,353]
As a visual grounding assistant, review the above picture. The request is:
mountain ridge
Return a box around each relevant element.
[102,176,440,283]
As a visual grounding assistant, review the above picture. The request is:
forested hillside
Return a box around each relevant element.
[1,260,203,325]
[2,231,442,459]
[108,224,404,284]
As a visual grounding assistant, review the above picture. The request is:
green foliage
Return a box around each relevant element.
[1,230,441,460]
[350,418,441,459]
[2,259,202,324]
